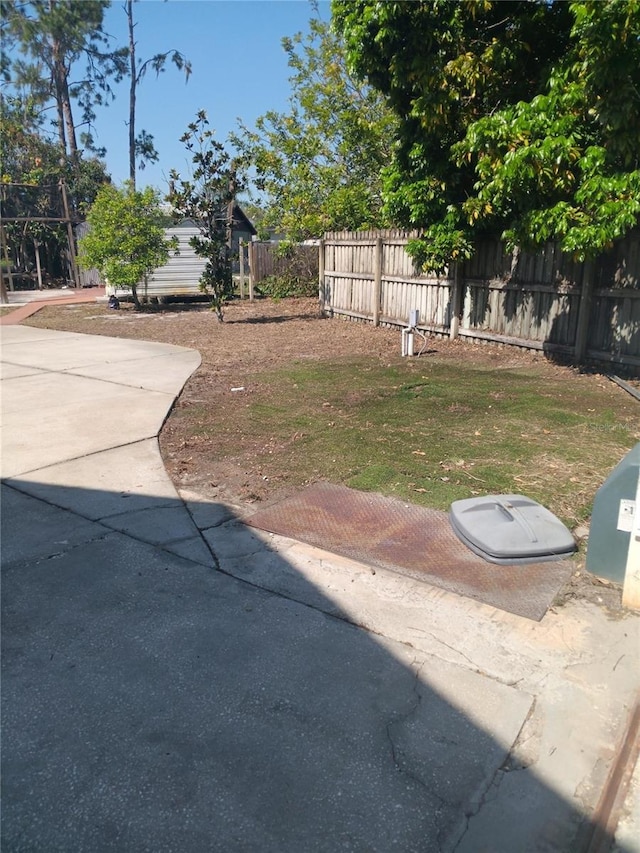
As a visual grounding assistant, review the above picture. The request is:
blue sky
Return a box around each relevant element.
[90,0,330,192]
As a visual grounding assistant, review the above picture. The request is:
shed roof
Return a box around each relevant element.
[173,204,256,236]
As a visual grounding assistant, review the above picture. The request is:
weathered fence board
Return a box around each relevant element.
[248,241,319,287]
[321,228,640,370]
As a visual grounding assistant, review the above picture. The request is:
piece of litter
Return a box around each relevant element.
[231,386,245,392]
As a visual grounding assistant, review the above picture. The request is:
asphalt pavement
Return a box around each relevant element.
[1,322,638,852]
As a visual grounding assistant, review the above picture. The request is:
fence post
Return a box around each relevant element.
[248,240,255,301]
[1,223,14,299]
[239,240,245,299]
[574,260,594,362]
[60,179,80,288]
[449,261,463,340]
[319,238,325,309]
[373,236,383,327]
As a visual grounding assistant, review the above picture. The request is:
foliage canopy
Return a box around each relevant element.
[168,111,238,321]
[1,0,127,163]
[332,0,640,272]
[231,12,397,240]
[78,182,172,307]
[1,0,190,286]
[1,94,110,285]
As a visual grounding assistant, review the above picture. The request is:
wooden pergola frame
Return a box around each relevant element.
[1,179,80,301]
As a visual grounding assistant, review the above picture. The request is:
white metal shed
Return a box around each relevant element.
[103,226,206,300]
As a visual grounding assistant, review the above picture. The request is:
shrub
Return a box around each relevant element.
[259,273,318,299]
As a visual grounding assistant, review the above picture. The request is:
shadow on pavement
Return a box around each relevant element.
[0,480,628,853]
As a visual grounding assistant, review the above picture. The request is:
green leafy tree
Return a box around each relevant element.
[1,94,58,184]
[125,0,191,187]
[78,182,172,309]
[454,1,640,259]
[231,10,397,240]
[1,0,127,165]
[1,93,110,283]
[0,97,62,281]
[241,201,269,240]
[168,111,239,321]
[333,0,640,271]
[0,92,109,212]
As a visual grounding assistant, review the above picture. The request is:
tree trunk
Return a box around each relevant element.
[53,78,68,156]
[34,240,43,289]
[132,281,141,310]
[52,62,78,166]
[48,1,78,166]
[59,67,79,165]
[50,26,68,156]
[225,171,237,254]
[213,297,224,323]
[127,0,136,188]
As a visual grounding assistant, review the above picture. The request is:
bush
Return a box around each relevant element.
[258,273,318,299]
[256,240,319,298]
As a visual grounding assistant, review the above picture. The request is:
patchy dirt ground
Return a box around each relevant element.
[26,296,593,503]
[25,296,634,614]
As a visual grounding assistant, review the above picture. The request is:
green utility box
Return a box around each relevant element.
[586,443,640,583]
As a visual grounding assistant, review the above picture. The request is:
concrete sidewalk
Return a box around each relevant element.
[1,324,638,852]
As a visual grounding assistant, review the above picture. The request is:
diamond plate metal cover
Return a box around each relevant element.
[247,482,574,621]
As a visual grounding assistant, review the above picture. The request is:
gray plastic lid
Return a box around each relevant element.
[450,494,576,564]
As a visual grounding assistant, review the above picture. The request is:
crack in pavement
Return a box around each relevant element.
[449,699,539,853]
[2,437,165,480]
[384,659,451,804]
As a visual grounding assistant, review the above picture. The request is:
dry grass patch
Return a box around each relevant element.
[25,297,639,531]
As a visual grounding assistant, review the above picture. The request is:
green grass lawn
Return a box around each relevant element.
[184,354,638,530]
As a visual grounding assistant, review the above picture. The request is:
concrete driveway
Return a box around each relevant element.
[1,324,638,852]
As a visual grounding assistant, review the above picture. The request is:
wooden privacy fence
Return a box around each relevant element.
[320,229,640,369]
[248,240,319,288]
